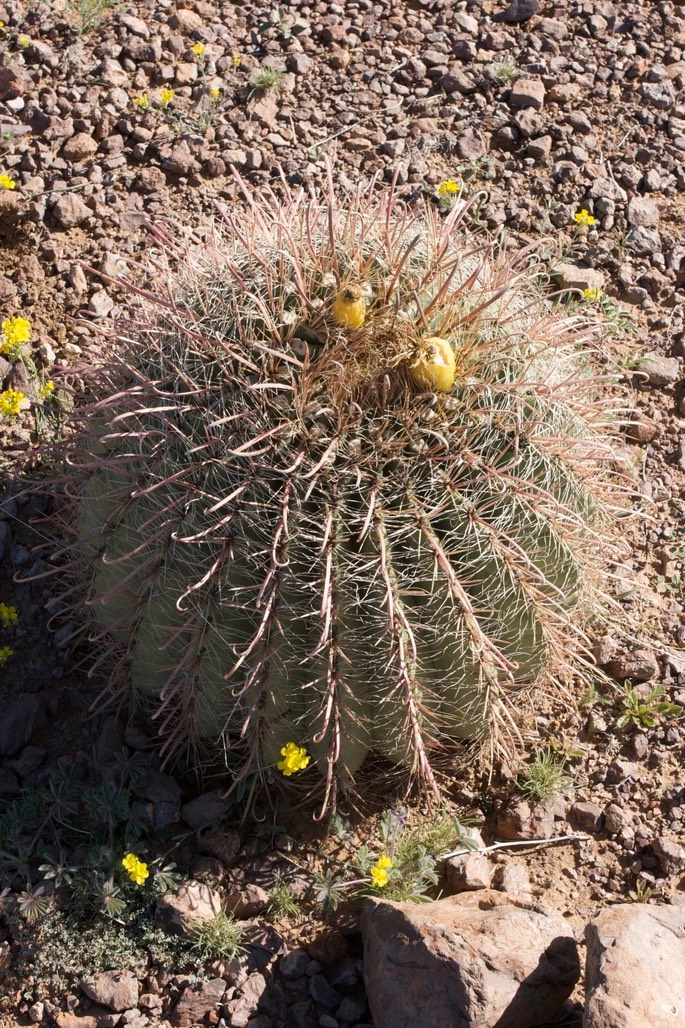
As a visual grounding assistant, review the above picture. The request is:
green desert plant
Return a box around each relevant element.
[518,747,574,803]
[41,170,630,813]
[249,64,284,93]
[615,682,681,731]
[189,911,246,961]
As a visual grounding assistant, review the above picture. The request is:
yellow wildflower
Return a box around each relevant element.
[192,42,205,56]
[574,208,597,227]
[0,603,18,628]
[160,87,175,108]
[231,54,241,68]
[134,92,150,110]
[0,388,25,418]
[0,21,5,28]
[277,742,311,777]
[39,380,55,398]
[0,173,15,190]
[583,287,603,302]
[0,645,14,666]
[122,853,149,885]
[370,855,393,888]
[436,178,461,197]
[2,316,31,347]
[209,86,221,98]
[17,34,30,47]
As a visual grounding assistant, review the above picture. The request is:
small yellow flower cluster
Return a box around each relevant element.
[583,287,603,302]
[0,603,18,628]
[17,34,30,47]
[0,388,25,418]
[209,87,221,99]
[192,42,205,57]
[277,742,311,777]
[0,645,13,667]
[574,209,597,227]
[134,92,150,110]
[436,179,461,198]
[39,380,55,398]
[1,315,32,356]
[122,853,149,885]
[370,855,393,888]
[231,54,241,68]
[160,87,175,108]
[0,173,15,190]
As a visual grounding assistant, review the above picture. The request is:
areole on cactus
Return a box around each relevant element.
[47,169,628,813]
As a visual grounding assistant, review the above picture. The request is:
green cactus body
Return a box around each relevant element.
[60,177,627,808]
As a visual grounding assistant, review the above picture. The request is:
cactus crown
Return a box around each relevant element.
[48,170,628,813]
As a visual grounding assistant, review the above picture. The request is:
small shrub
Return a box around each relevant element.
[267,873,300,920]
[249,65,284,92]
[190,911,246,961]
[518,748,574,803]
[492,58,519,84]
[616,683,681,731]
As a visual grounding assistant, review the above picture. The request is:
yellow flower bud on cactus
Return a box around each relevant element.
[409,336,456,391]
[332,284,367,330]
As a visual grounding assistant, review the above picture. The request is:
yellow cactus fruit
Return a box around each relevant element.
[332,284,367,330]
[410,336,456,391]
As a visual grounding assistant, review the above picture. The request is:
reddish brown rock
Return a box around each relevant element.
[362,892,579,1028]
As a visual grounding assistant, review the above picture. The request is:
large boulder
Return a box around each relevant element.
[361,891,580,1028]
[584,904,685,1027]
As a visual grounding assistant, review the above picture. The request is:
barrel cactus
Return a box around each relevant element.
[54,172,626,811]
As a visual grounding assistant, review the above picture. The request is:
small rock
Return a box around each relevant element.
[309,974,341,1009]
[628,227,662,256]
[169,9,203,31]
[0,64,29,100]
[279,948,310,980]
[155,879,221,935]
[607,648,660,681]
[224,883,270,918]
[180,789,231,830]
[527,135,552,159]
[652,836,685,876]
[569,802,603,833]
[497,799,554,841]
[171,979,226,1028]
[28,1001,44,1023]
[198,830,241,866]
[0,693,49,757]
[627,196,660,229]
[585,904,685,1027]
[445,851,491,891]
[88,290,114,318]
[508,78,546,110]
[503,0,542,22]
[551,263,605,293]
[80,971,139,1013]
[53,194,91,229]
[223,973,268,1028]
[495,862,533,899]
[589,178,628,202]
[287,53,314,75]
[640,80,676,110]
[62,132,98,162]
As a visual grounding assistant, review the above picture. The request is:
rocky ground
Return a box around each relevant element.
[1,0,685,1025]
